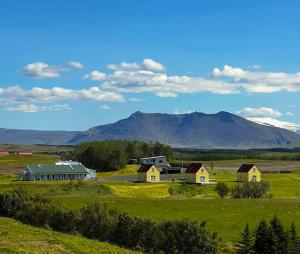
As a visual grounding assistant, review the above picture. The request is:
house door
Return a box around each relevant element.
[200,176,205,183]
[252,175,257,182]
[151,176,156,182]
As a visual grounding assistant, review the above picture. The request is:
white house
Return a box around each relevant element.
[139,156,171,169]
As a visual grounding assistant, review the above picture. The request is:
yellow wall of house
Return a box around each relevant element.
[137,166,160,182]
[185,167,209,183]
[237,166,261,182]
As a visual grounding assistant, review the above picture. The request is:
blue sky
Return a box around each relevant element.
[1,0,300,131]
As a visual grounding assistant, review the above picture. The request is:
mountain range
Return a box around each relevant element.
[1,111,300,149]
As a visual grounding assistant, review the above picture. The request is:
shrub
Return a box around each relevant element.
[215,182,229,199]
[231,181,270,199]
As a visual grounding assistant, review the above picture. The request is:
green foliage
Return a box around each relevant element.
[236,223,253,254]
[239,217,300,254]
[71,140,173,172]
[215,182,229,199]
[231,181,270,199]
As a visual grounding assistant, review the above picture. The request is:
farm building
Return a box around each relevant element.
[185,163,209,184]
[16,152,33,156]
[137,164,160,182]
[237,164,261,183]
[19,163,96,181]
[140,156,170,169]
[0,152,9,157]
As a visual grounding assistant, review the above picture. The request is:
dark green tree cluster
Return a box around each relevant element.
[231,181,270,199]
[237,217,300,254]
[214,182,270,199]
[0,189,218,254]
[62,140,174,171]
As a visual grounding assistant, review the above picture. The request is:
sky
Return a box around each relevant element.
[1,0,300,131]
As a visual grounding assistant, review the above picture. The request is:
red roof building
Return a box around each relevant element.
[16,152,33,156]
[0,152,10,156]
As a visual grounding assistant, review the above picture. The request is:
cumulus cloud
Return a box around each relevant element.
[143,59,165,72]
[69,61,84,69]
[129,97,142,102]
[237,107,282,118]
[100,104,110,110]
[107,61,140,71]
[5,103,71,113]
[0,85,124,107]
[286,112,295,116]
[83,71,107,81]
[23,62,67,79]
[248,117,300,133]
[212,65,300,94]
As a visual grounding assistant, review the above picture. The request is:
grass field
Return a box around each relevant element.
[0,217,140,254]
[0,161,300,253]
[0,154,59,173]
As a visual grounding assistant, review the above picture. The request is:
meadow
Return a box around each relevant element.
[1,165,300,252]
[0,217,140,254]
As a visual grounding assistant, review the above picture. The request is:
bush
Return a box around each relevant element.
[215,182,229,199]
[231,181,270,199]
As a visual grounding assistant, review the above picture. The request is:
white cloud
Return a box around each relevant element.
[252,64,261,70]
[129,97,142,102]
[248,117,300,133]
[212,65,300,94]
[83,71,106,81]
[107,61,140,71]
[174,109,195,114]
[0,85,124,107]
[143,59,165,72]
[23,62,67,79]
[237,107,282,118]
[286,112,295,116]
[5,103,71,113]
[100,104,110,110]
[6,103,40,113]
[69,61,84,69]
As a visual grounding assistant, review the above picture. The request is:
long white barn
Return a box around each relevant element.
[19,163,96,181]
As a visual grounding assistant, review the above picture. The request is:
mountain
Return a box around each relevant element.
[68,111,300,149]
[0,128,79,145]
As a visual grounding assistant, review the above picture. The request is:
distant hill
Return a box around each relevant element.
[0,128,79,145]
[69,111,300,149]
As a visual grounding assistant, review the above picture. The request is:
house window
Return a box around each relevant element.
[200,176,205,182]
[151,176,156,182]
[252,175,257,182]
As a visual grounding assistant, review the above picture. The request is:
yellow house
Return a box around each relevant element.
[137,164,160,182]
[237,164,261,183]
[185,163,209,184]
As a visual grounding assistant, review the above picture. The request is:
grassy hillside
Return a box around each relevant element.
[0,217,140,254]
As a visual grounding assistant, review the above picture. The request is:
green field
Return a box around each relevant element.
[1,161,300,253]
[0,154,59,173]
[0,217,140,254]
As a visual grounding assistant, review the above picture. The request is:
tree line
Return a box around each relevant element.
[173,151,300,162]
[237,217,300,254]
[0,188,218,254]
[60,140,173,171]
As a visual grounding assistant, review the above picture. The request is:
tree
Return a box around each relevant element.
[253,220,275,254]
[270,216,289,254]
[289,223,300,254]
[215,182,229,199]
[237,223,253,254]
